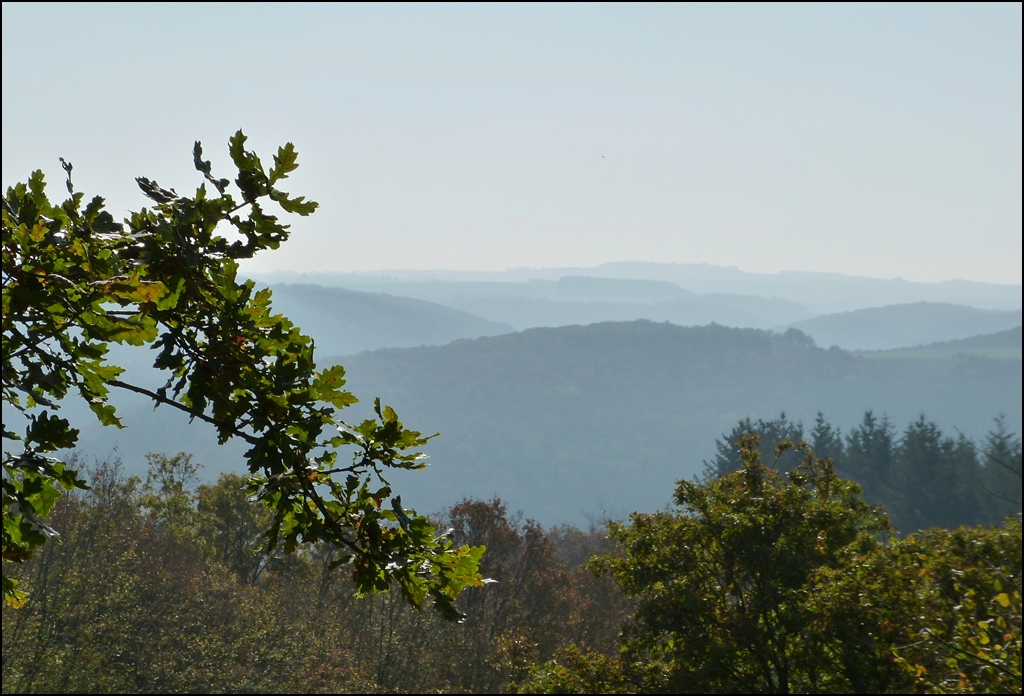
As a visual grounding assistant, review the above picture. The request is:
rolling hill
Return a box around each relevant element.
[32,322,1020,526]
[787,303,1023,350]
[255,263,1022,314]
[858,325,1022,360]
[328,322,1021,524]
[438,293,810,331]
[263,283,514,355]
[257,276,812,331]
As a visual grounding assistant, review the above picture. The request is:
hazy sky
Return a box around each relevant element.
[3,3,1021,284]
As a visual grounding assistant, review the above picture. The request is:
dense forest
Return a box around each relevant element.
[3,414,1020,693]
[1,454,627,693]
[706,412,1022,532]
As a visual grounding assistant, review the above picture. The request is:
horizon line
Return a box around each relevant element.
[243,261,1024,289]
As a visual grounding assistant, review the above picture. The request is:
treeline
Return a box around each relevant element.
[2,418,1022,693]
[707,412,1022,531]
[1,454,628,693]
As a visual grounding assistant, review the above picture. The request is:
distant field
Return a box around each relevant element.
[856,347,1022,360]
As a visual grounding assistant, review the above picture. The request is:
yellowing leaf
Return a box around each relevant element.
[30,221,48,242]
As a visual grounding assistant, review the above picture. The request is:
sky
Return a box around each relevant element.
[2,3,1021,284]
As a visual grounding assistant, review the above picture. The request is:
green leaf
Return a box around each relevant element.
[268,143,299,184]
[88,401,123,428]
[25,411,79,451]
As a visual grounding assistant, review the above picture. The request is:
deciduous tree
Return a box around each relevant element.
[522,435,1022,694]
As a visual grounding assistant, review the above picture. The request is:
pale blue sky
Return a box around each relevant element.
[3,3,1021,283]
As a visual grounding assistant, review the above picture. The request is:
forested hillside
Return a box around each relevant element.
[938,325,1023,350]
[334,321,1021,524]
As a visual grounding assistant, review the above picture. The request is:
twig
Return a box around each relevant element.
[108,379,258,445]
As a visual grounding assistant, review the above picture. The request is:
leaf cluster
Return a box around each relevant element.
[596,436,891,693]
[2,134,482,616]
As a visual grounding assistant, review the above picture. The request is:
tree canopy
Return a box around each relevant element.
[522,436,1021,694]
[1,132,483,616]
[2,455,627,693]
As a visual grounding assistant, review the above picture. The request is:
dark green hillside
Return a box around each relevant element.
[788,302,1022,350]
[265,283,514,355]
[334,321,1022,525]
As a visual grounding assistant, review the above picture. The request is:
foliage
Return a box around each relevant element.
[708,412,1020,532]
[843,520,1021,693]
[521,435,1022,694]
[702,412,805,479]
[518,644,638,694]
[1,456,627,693]
[2,457,374,693]
[599,436,893,693]
[2,134,482,615]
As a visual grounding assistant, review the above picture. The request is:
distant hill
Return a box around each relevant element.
[264,283,514,355]
[254,263,1022,314]
[518,276,696,303]
[859,326,1022,360]
[331,322,1019,524]
[255,274,703,305]
[254,276,812,330]
[38,322,1020,526]
[439,294,810,331]
[787,303,1023,350]
[934,325,1023,350]
[590,263,1022,314]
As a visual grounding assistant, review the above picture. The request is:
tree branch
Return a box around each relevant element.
[108,379,259,445]
[299,476,362,556]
